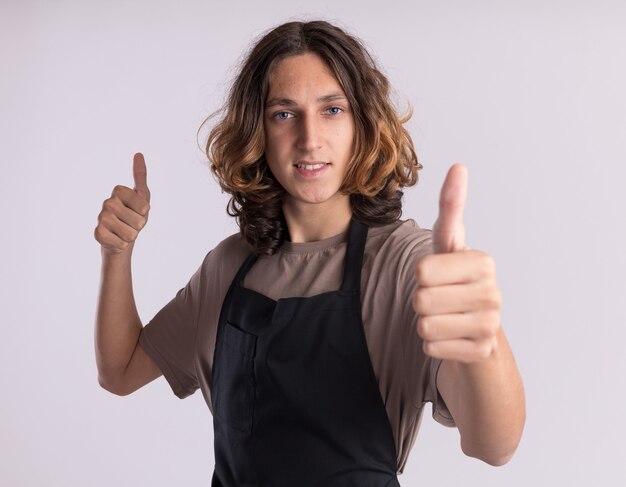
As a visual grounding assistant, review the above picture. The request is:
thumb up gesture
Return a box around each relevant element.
[94,153,152,256]
[413,164,502,363]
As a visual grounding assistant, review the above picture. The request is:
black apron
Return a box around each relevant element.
[210,217,400,486]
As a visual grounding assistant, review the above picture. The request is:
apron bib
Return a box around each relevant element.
[210,217,400,486]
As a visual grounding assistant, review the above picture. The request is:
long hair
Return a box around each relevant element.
[203,20,421,255]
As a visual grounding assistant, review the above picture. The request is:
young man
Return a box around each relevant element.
[94,20,525,486]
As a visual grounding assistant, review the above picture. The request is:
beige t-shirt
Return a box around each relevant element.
[138,218,456,474]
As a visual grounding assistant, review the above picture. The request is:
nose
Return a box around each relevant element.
[296,113,322,152]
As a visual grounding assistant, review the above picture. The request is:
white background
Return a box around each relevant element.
[1,0,625,485]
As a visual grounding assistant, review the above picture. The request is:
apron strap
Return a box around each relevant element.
[234,252,258,286]
[340,217,369,292]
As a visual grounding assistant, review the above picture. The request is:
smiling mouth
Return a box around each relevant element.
[294,162,329,170]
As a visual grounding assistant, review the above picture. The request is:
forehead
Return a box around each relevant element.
[266,52,345,99]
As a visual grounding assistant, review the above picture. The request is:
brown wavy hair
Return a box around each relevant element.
[203,20,422,255]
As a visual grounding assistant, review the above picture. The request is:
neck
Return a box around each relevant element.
[283,194,352,243]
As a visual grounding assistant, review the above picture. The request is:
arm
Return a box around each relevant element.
[95,248,162,395]
[414,164,526,464]
[94,153,162,395]
[436,329,525,465]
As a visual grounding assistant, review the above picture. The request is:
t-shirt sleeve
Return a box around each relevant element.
[425,358,456,427]
[399,226,456,427]
[138,256,207,399]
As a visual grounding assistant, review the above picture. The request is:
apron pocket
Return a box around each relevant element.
[213,321,257,433]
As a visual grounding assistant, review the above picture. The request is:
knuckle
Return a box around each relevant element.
[416,254,436,284]
[103,198,120,214]
[480,253,496,276]
[487,313,501,335]
[494,287,503,308]
[476,340,493,360]
[475,320,489,337]
[417,317,430,338]
[414,288,430,313]
[478,315,499,337]
[472,251,494,276]
[99,212,112,226]
[102,198,113,210]
[480,283,501,309]
[489,286,502,309]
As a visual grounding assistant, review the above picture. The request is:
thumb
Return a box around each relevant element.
[432,163,468,253]
[133,152,151,202]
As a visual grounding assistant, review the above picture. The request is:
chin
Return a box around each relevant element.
[288,190,347,208]
[295,196,332,206]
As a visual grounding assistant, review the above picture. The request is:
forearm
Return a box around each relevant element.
[437,328,525,466]
[94,246,142,389]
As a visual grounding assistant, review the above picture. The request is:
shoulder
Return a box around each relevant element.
[361,219,433,295]
[199,231,253,282]
[365,219,433,266]
[212,231,252,259]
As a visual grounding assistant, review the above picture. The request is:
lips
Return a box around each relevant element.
[293,161,330,177]
[295,162,327,170]
[294,160,328,168]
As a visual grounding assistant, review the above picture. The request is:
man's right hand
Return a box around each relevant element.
[94,153,152,256]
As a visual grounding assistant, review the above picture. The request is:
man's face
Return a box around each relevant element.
[263,52,355,209]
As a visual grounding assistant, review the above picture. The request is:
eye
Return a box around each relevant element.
[273,111,293,120]
[326,106,343,115]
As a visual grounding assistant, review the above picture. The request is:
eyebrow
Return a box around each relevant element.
[265,93,347,109]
